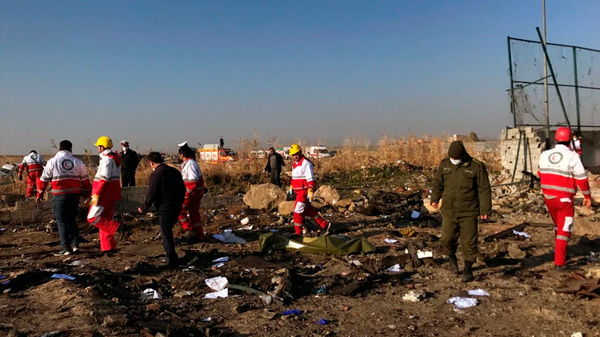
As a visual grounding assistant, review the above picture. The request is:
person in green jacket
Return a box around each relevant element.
[430,141,491,282]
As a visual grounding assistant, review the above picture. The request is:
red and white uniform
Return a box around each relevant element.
[18,152,46,198]
[178,158,205,239]
[571,138,582,157]
[538,144,590,266]
[40,150,92,196]
[291,156,328,234]
[88,149,121,251]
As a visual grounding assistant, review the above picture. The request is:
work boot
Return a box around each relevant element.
[448,255,459,275]
[462,261,474,282]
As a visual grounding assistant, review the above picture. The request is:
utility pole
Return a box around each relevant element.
[543,0,550,148]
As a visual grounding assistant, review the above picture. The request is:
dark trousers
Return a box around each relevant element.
[269,169,281,187]
[441,215,478,262]
[159,210,179,266]
[121,170,136,187]
[52,194,80,250]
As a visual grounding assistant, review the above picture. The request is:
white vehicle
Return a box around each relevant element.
[307,146,332,159]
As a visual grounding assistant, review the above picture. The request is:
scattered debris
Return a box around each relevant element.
[50,274,75,281]
[213,230,247,244]
[140,288,162,300]
[484,222,528,242]
[258,233,375,255]
[467,289,490,297]
[403,290,426,302]
[447,297,478,309]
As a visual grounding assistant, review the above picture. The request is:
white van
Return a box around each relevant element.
[307,146,332,159]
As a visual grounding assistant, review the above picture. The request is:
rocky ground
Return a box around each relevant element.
[1,170,600,337]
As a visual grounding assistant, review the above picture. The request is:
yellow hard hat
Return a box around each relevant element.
[94,136,113,148]
[289,144,302,155]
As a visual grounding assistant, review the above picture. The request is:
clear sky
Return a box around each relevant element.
[1,0,599,154]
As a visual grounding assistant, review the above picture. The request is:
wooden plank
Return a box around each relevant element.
[483,222,528,242]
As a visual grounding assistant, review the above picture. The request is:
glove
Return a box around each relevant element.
[307,188,314,202]
[18,175,22,181]
[90,194,99,206]
[287,186,293,198]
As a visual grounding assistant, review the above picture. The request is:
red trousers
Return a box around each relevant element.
[87,200,120,251]
[544,197,575,266]
[293,190,328,235]
[26,171,43,199]
[178,190,204,239]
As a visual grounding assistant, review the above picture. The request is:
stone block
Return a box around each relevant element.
[15,201,39,211]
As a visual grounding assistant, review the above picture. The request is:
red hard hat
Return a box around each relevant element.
[555,127,572,142]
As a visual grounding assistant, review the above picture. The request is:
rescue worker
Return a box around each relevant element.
[119,140,140,187]
[264,147,285,187]
[538,127,591,270]
[289,144,331,235]
[571,133,582,157]
[177,143,206,241]
[87,136,122,252]
[18,150,46,200]
[138,152,186,267]
[430,141,491,282]
[38,140,92,255]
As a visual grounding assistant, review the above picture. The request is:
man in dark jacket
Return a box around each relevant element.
[430,141,491,282]
[264,147,285,187]
[120,140,140,187]
[138,152,185,267]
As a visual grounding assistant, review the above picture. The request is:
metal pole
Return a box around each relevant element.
[536,27,571,129]
[573,47,581,135]
[543,0,550,144]
[507,37,517,127]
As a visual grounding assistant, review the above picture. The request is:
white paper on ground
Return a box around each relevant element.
[212,262,225,269]
[467,289,490,297]
[447,297,478,309]
[140,288,162,300]
[417,251,433,259]
[386,264,402,273]
[384,238,398,244]
[212,256,230,263]
[240,217,250,225]
[349,260,362,266]
[213,232,247,244]
[204,288,228,299]
[512,230,531,238]
[205,276,228,291]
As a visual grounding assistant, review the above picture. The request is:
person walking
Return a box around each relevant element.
[430,140,491,282]
[538,127,591,270]
[289,144,330,236]
[177,143,206,242]
[264,147,285,187]
[119,140,139,187]
[18,150,46,200]
[87,136,122,252]
[38,140,92,255]
[138,152,186,267]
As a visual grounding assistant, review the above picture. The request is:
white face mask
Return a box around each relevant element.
[450,158,462,166]
[122,146,128,152]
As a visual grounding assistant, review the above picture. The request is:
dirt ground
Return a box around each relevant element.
[1,184,600,336]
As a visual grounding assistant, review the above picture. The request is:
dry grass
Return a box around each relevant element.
[1,135,501,196]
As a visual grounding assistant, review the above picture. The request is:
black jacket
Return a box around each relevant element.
[120,149,140,172]
[141,163,185,213]
[264,152,285,172]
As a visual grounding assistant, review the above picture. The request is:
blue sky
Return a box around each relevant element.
[1,1,599,154]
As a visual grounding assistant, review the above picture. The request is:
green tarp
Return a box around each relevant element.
[258,233,375,255]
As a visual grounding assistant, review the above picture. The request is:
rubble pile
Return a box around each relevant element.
[491,183,546,216]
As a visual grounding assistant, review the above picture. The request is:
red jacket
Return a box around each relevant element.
[18,152,45,175]
[181,158,204,197]
[538,144,590,199]
[92,149,122,202]
[40,150,92,195]
[291,156,316,192]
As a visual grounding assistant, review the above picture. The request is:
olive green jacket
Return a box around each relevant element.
[430,156,492,218]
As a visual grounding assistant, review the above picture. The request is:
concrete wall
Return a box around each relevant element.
[0,186,243,223]
[500,127,546,180]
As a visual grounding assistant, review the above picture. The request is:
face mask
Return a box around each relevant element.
[450,158,462,166]
[122,147,128,152]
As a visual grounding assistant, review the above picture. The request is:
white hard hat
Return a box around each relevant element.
[178,141,188,147]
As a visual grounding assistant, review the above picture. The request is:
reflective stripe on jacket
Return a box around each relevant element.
[92,149,121,202]
[291,156,316,191]
[40,150,91,195]
[538,144,590,199]
[18,152,45,175]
